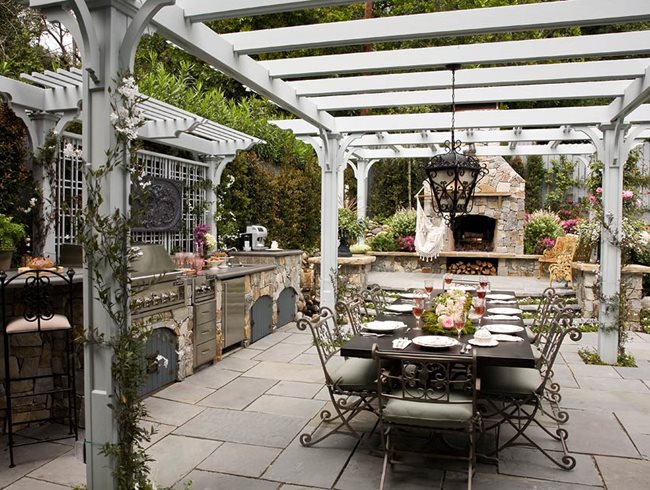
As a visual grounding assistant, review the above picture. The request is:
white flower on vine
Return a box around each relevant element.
[155,354,169,369]
[63,143,83,158]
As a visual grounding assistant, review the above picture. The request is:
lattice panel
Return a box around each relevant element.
[55,135,209,256]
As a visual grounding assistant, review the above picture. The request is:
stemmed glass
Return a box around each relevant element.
[476,286,487,300]
[412,296,424,331]
[443,273,453,291]
[424,279,434,302]
[472,297,486,327]
[453,311,467,340]
[479,275,489,290]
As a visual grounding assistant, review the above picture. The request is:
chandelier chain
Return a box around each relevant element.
[451,67,456,144]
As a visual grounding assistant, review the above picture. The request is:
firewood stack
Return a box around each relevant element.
[447,260,497,275]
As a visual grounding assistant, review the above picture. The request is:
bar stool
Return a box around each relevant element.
[1,268,78,467]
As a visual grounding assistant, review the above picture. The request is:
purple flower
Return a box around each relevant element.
[193,224,209,241]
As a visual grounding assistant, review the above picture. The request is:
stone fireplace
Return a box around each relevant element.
[425,156,526,255]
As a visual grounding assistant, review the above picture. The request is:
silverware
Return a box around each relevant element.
[361,332,388,337]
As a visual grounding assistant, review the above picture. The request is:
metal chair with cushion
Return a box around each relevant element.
[373,347,480,490]
[336,295,373,335]
[361,284,389,315]
[0,268,78,467]
[297,306,377,447]
[479,305,580,470]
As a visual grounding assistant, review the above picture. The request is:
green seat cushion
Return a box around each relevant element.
[383,391,474,429]
[329,358,376,391]
[480,366,543,396]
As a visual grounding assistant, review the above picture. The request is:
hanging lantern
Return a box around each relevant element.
[425,65,487,226]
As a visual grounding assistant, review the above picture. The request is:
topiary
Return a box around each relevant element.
[524,210,563,254]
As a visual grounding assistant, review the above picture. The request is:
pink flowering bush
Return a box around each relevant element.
[535,236,556,254]
[561,218,580,234]
[397,235,415,252]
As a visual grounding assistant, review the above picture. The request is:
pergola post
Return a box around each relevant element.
[337,163,345,208]
[596,124,630,363]
[204,155,235,243]
[351,158,377,245]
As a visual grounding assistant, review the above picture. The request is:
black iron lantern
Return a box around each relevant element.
[425,65,488,226]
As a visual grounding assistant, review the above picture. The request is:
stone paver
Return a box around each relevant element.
[184,365,240,389]
[3,478,71,489]
[281,333,314,345]
[247,331,293,351]
[0,439,70,488]
[595,455,650,490]
[176,470,282,490]
[27,449,86,487]
[252,342,310,362]
[561,387,650,413]
[199,376,277,409]
[175,407,308,448]
[267,380,323,399]
[153,380,215,404]
[243,360,324,383]
[198,441,282,478]
[246,395,326,419]
[568,363,622,379]
[563,410,641,458]
[148,434,221,488]
[577,376,650,393]
[143,396,205,427]
[213,355,259,372]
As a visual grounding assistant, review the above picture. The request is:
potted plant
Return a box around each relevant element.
[338,208,365,257]
[0,214,27,270]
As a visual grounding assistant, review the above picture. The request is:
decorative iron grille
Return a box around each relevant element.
[56,134,209,256]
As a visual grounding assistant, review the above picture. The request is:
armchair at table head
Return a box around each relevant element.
[296,306,377,447]
[0,268,79,467]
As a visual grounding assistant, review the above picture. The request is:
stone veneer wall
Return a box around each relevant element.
[308,255,377,297]
[369,252,539,277]
[424,156,526,254]
[572,262,650,327]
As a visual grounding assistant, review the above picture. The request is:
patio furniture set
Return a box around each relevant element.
[298,283,580,489]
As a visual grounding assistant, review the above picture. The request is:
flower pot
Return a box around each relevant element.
[338,241,352,258]
[0,249,13,271]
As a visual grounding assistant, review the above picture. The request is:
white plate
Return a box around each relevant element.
[450,284,476,292]
[485,324,524,334]
[412,336,459,349]
[386,304,415,313]
[363,320,407,332]
[488,307,523,316]
[399,292,429,299]
[469,338,499,347]
[486,293,515,300]
[484,314,520,321]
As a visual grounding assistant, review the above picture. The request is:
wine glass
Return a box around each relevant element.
[424,279,434,300]
[453,311,466,340]
[472,297,486,326]
[479,275,489,290]
[443,273,453,290]
[412,297,424,331]
[476,287,487,300]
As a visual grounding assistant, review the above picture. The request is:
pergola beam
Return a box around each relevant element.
[261,30,650,78]
[351,144,596,159]
[180,0,358,22]
[608,65,650,122]
[151,4,335,131]
[224,0,650,54]
[290,59,650,97]
[312,81,627,111]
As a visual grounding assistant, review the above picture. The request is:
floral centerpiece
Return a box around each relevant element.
[421,289,475,336]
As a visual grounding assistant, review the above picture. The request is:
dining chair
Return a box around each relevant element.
[297,306,377,447]
[336,295,373,335]
[526,287,559,343]
[372,346,480,490]
[478,305,580,470]
[0,268,79,467]
[361,284,389,315]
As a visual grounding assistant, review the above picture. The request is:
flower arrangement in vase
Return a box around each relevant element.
[421,289,475,336]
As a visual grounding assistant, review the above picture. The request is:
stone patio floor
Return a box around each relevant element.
[2,274,650,489]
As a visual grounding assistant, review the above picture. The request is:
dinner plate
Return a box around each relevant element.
[399,292,429,299]
[485,324,524,334]
[488,307,523,315]
[449,284,476,292]
[486,293,515,300]
[468,338,499,347]
[363,320,407,332]
[484,314,520,321]
[412,336,459,349]
[386,304,415,313]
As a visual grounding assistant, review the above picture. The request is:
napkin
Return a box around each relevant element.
[484,314,520,321]
[488,299,517,305]
[491,334,524,342]
[392,338,412,349]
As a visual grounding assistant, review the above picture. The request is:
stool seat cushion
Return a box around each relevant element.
[480,366,543,396]
[6,314,71,334]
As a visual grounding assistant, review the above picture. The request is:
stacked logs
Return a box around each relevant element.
[447,260,497,276]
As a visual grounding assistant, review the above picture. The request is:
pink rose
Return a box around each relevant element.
[596,187,603,194]
[588,194,596,203]
[622,190,634,199]
[440,315,454,330]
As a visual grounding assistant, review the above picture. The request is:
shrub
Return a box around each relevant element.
[0,214,27,251]
[349,243,371,254]
[524,210,563,254]
[369,231,398,252]
[338,208,365,245]
[387,208,416,237]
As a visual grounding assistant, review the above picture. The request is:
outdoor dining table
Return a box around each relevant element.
[340,289,536,368]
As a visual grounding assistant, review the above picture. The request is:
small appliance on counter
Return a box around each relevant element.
[246,225,268,250]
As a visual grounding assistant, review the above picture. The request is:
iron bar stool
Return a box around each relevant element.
[1,268,78,467]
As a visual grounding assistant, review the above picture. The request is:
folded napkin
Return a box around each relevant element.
[392,338,412,349]
[484,314,520,321]
[491,334,524,342]
[488,299,517,305]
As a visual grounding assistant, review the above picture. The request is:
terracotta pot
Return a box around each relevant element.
[0,249,13,271]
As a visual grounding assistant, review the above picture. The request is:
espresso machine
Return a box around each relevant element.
[246,225,268,250]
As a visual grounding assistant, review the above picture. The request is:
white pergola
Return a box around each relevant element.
[20,0,650,486]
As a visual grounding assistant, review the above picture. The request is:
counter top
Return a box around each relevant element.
[204,263,276,280]
[232,249,303,258]
[1,267,85,287]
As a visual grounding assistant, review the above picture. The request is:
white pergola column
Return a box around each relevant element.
[204,155,235,242]
[337,164,345,208]
[351,158,377,245]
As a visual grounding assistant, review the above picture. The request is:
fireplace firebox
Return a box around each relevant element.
[453,215,496,252]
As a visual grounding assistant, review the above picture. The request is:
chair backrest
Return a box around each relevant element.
[373,347,477,419]
[297,307,343,382]
[0,268,76,334]
[531,287,560,332]
[537,305,580,387]
[336,295,369,335]
[363,284,388,313]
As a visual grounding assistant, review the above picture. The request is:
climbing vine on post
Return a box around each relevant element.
[73,74,160,489]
